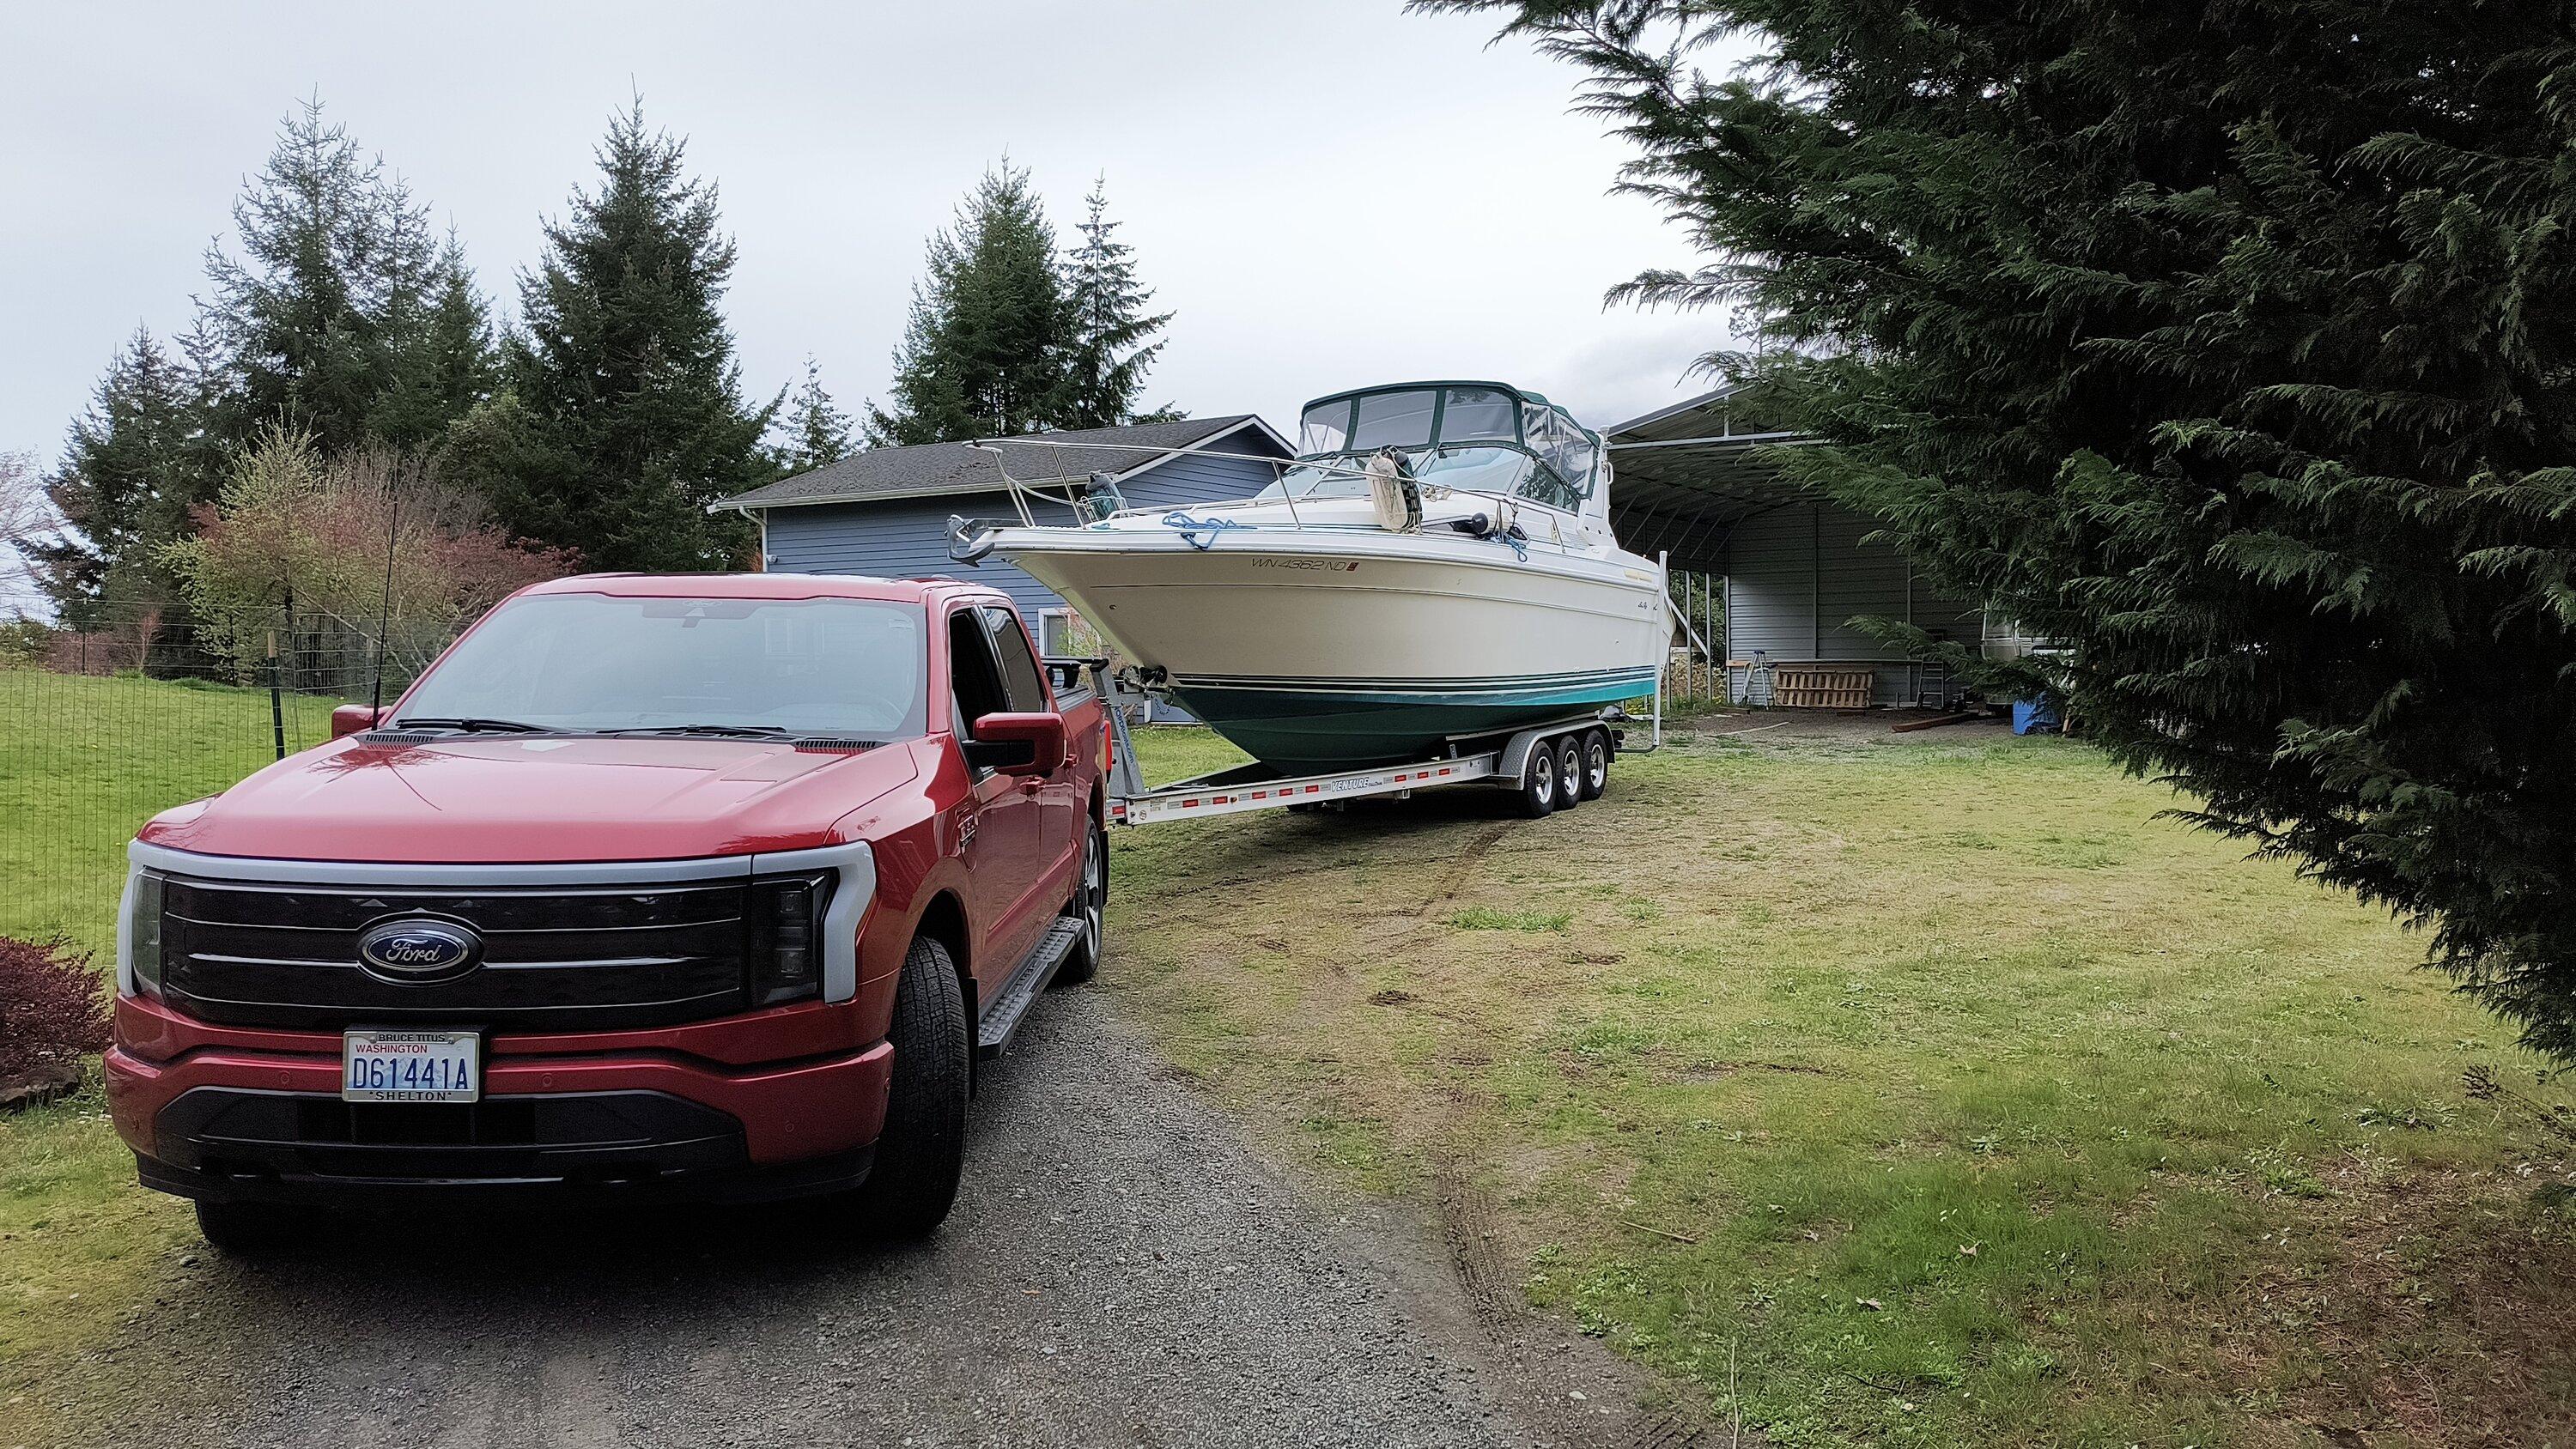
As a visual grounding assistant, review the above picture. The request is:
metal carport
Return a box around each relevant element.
[1604,386,2005,707]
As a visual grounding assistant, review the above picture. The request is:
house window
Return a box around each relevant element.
[1040,609,1075,657]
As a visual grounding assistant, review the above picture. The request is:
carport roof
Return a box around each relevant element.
[1605,385,1820,569]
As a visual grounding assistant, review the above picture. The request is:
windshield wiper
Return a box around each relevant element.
[389,717,556,734]
[598,724,794,739]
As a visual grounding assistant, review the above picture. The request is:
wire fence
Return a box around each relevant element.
[1,603,466,955]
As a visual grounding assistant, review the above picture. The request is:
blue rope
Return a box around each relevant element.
[1161,511,1251,550]
[1498,525,1529,562]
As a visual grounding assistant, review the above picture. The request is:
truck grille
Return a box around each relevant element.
[158,874,761,1032]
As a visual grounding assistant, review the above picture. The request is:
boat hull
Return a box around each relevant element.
[998,532,1665,772]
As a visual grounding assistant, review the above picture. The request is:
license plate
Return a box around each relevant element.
[341,1030,481,1103]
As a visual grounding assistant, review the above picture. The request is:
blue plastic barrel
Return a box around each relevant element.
[2012,698,2062,735]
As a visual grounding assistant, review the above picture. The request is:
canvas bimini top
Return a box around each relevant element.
[1270,381,1606,517]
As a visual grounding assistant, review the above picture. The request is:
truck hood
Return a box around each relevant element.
[138,733,927,864]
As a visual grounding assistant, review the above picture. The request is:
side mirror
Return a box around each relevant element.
[331,704,384,739]
[963,712,1065,778]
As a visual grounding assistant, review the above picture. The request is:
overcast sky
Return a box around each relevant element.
[0,1,1753,467]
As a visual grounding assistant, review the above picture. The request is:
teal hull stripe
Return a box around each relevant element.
[1166,674,1649,773]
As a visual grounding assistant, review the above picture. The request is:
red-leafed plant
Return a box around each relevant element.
[160,428,579,684]
[0,935,109,1094]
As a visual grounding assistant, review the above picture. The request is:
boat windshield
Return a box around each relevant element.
[1273,385,1591,512]
[1298,385,1531,455]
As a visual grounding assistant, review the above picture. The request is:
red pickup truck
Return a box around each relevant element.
[105,574,1111,1252]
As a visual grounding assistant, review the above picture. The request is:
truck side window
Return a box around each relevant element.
[948,609,1008,738]
[981,606,1052,714]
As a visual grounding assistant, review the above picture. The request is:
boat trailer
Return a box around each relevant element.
[1042,658,1630,826]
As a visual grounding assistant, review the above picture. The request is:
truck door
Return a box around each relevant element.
[947,605,1048,992]
[981,604,1079,899]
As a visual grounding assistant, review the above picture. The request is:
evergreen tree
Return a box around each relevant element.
[367,233,495,450]
[1054,176,1174,429]
[197,98,493,454]
[34,328,215,624]
[776,356,854,474]
[869,162,1068,446]
[1431,2,2576,1054]
[475,100,773,569]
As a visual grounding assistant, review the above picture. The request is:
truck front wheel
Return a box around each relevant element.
[194,1199,315,1258]
[859,934,970,1236]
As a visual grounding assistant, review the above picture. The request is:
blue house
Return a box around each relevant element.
[719,415,1295,660]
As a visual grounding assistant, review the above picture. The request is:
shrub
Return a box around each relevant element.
[0,936,109,1087]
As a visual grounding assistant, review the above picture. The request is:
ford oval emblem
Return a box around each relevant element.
[355,916,484,984]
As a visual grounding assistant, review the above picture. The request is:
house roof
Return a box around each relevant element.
[721,415,1288,512]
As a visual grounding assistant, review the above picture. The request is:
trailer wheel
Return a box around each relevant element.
[1579,729,1611,802]
[1054,817,1108,986]
[1515,745,1558,818]
[858,933,971,1237]
[1552,737,1584,810]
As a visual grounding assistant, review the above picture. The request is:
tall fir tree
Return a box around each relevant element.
[1431,2,2576,1054]
[776,356,854,475]
[470,100,773,569]
[366,233,496,450]
[1053,176,1175,429]
[868,162,1068,446]
[34,327,217,625]
[197,98,492,455]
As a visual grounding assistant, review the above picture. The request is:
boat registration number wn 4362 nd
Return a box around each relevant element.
[341,1029,481,1103]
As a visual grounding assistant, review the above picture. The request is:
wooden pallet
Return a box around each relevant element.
[1770,663,1876,709]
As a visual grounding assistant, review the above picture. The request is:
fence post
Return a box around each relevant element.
[267,623,287,761]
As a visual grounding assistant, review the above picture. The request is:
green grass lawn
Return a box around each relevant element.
[1104,726,2576,1446]
[0,669,337,955]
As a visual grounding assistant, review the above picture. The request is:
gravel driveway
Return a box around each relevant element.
[78,990,1704,1449]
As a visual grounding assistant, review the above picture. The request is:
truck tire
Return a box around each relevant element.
[860,934,971,1237]
[1054,817,1109,986]
[194,1199,313,1258]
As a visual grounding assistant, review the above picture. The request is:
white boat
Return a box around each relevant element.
[963,381,1668,773]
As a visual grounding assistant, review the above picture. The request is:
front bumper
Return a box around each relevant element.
[106,996,894,1206]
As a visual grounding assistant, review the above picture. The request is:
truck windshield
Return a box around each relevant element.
[397,593,929,738]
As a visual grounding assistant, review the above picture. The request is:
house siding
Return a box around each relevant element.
[1720,500,1980,706]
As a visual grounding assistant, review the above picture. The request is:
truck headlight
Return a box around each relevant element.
[750,872,833,1007]
[120,868,167,998]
